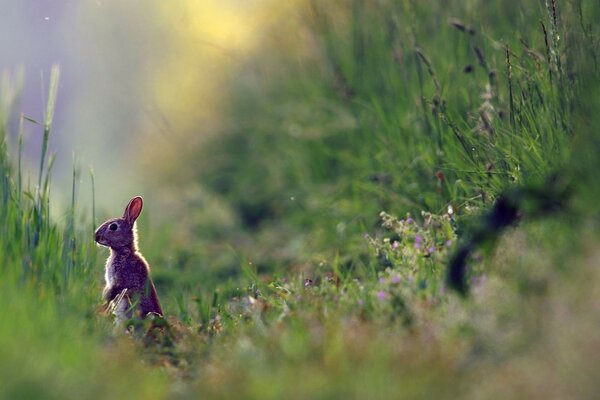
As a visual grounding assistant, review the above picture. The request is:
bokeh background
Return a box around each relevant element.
[1,0,589,297]
[1,0,278,209]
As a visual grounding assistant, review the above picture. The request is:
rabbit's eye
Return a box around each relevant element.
[109,223,118,231]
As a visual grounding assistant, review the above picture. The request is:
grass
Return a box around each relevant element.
[1,0,600,398]
[174,0,577,282]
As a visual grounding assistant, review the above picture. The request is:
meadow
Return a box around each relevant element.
[1,0,600,398]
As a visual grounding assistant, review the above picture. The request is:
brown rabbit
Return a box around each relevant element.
[95,196,163,324]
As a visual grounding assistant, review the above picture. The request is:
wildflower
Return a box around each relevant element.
[435,171,445,182]
[445,240,453,247]
[304,279,313,288]
[414,234,423,249]
[378,277,386,284]
[357,299,364,306]
[406,217,414,224]
[325,272,338,284]
[391,275,401,284]
[377,290,386,300]
[391,241,399,250]
[428,246,436,254]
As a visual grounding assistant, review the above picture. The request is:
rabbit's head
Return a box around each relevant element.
[95,196,144,250]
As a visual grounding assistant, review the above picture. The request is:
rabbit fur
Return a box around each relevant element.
[95,196,163,323]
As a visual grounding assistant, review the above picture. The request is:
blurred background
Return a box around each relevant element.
[0,0,277,209]
[1,0,339,296]
[1,0,579,293]
[0,1,305,288]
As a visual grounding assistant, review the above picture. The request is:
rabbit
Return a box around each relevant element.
[95,196,163,324]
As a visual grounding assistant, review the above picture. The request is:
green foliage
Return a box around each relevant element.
[174,0,578,280]
[0,67,168,399]
[2,0,600,399]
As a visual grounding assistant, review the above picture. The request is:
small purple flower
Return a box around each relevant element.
[378,277,386,284]
[445,240,453,247]
[304,279,313,288]
[391,241,399,250]
[357,299,364,306]
[391,275,401,284]
[406,217,414,224]
[377,290,386,300]
[471,274,487,286]
[428,246,436,254]
[364,233,370,239]
[414,234,423,249]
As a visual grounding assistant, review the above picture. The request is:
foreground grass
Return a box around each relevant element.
[2,0,600,398]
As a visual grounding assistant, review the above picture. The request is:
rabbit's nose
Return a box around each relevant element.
[95,232,101,242]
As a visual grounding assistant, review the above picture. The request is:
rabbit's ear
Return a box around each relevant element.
[124,196,143,224]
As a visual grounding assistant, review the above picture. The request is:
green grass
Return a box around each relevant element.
[173,0,577,280]
[2,0,600,398]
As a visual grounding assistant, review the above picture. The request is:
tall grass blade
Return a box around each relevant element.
[38,64,60,195]
[89,166,96,229]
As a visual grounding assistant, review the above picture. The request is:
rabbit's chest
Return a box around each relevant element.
[105,254,117,286]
